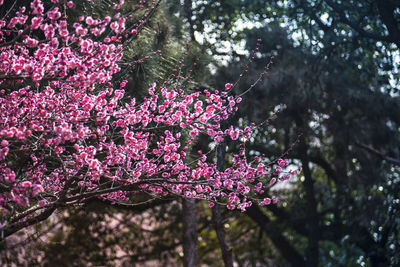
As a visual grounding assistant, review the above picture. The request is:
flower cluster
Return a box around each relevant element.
[0,0,297,235]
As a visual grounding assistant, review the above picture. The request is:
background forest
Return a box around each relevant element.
[1,0,399,266]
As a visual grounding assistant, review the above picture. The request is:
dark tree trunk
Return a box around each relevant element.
[212,205,233,267]
[300,151,320,267]
[182,198,197,267]
[212,141,234,267]
[296,117,320,267]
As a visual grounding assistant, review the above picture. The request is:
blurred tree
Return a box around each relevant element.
[213,13,399,267]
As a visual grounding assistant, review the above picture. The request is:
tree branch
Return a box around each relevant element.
[356,143,400,166]
[1,205,55,240]
[324,0,397,45]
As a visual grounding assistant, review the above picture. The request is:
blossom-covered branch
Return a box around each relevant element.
[0,0,297,239]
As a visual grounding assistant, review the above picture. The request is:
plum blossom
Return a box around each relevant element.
[0,0,298,238]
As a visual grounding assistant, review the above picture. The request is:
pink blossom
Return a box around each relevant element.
[86,16,94,25]
[110,21,119,32]
[229,129,239,140]
[38,200,46,207]
[21,181,32,188]
[31,17,43,29]
[47,8,61,20]
[260,198,271,205]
